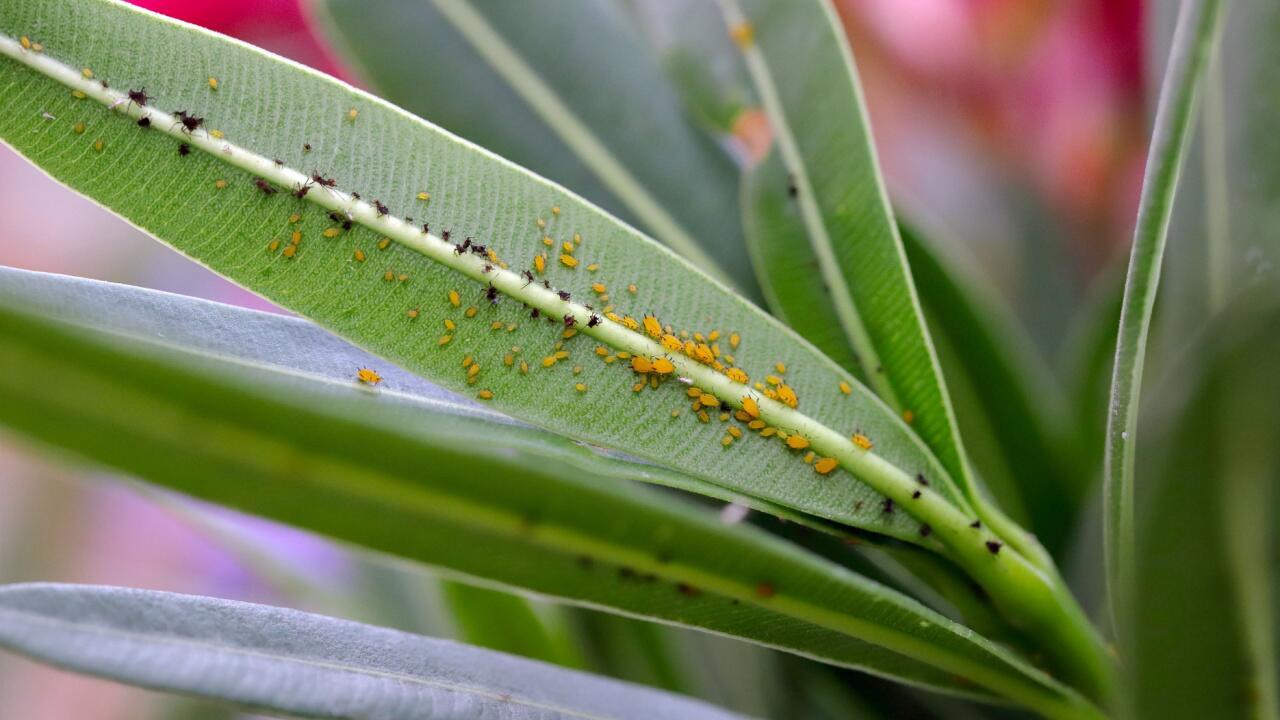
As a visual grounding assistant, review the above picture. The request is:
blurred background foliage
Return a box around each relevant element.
[3,0,1271,717]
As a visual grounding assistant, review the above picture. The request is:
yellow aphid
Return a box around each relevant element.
[694,333,705,343]
[699,393,720,409]
[378,237,391,250]
[721,435,734,448]
[323,227,342,238]
[572,365,583,375]
[734,410,750,422]
[697,410,710,423]
[267,239,280,252]
[208,76,219,90]
[353,248,366,262]
[902,409,915,424]
[467,363,481,379]
[559,254,578,268]
[775,362,787,374]
[542,356,558,368]
[407,308,420,319]
[776,384,799,408]
[534,254,546,274]
[346,107,359,122]
[438,333,452,346]
[19,36,31,50]
[462,355,474,368]
[486,321,500,331]
[685,388,702,399]
[576,383,587,393]
[622,316,639,331]
[542,236,553,247]
[555,350,570,360]
[536,218,547,229]
[851,433,874,451]
[81,67,93,79]
[748,419,766,430]
[289,213,302,224]
[562,241,574,254]
[730,21,755,48]
[465,306,478,318]
[627,283,637,294]
[72,121,86,135]
[356,367,382,385]
[446,290,461,307]
[652,358,675,374]
[708,330,720,342]
[728,426,743,439]
[803,451,816,464]
[563,329,578,340]
[506,323,517,332]
[417,191,431,201]
[726,368,748,383]
[587,263,600,272]
[519,360,530,373]
[631,356,653,373]
[786,434,810,450]
[760,426,777,438]
[214,179,227,190]
[729,333,740,349]
[595,346,609,357]
[397,273,408,282]
[503,353,514,367]
[693,344,715,364]
[552,205,561,216]
[588,284,605,296]
[478,389,494,400]
[444,319,456,330]
[290,230,303,245]
[671,409,681,418]
[629,381,643,393]
[282,245,297,259]
[766,375,781,386]
[741,397,760,419]
[210,129,225,139]
[839,381,852,395]
[642,315,662,338]
[660,334,683,352]
[71,90,86,99]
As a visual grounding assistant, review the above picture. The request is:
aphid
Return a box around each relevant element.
[303,142,312,152]
[652,358,674,374]
[19,36,31,50]
[627,283,638,294]
[470,243,487,256]
[530,308,540,319]
[208,76,219,91]
[342,217,354,230]
[534,255,546,274]
[912,490,922,499]
[882,498,895,514]
[641,315,662,339]
[267,239,280,252]
[814,457,838,475]
[322,227,342,238]
[282,244,297,258]
[583,314,599,328]
[575,383,587,393]
[71,121,86,135]
[310,172,337,188]
[986,541,1002,555]
[785,435,809,450]
[559,254,578,268]
[916,473,929,486]
[919,524,932,537]
[421,223,430,235]
[173,110,204,134]
[482,263,493,273]
[253,178,277,195]
[122,88,152,112]
[442,230,451,241]
[210,129,225,139]
[741,397,760,419]
[902,409,915,424]
[292,182,312,199]
[417,191,431,201]
[373,199,389,216]
[214,179,228,190]
[838,381,852,395]
[477,389,494,400]
[356,367,382,385]
[775,383,798,408]
[557,290,571,301]
[273,158,285,167]
[851,432,873,450]
[521,270,535,286]
[448,290,461,307]
[378,237,391,250]
[486,284,500,304]
[729,333,741,349]
[787,174,798,197]
[563,314,577,328]
[970,520,982,529]
[353,249,366,262]
[542,280,552,290]
[631,356,652,374]
[726,368,749,383]
[438,334,453,346]
[407,308,419,319]
[346,107,359,122]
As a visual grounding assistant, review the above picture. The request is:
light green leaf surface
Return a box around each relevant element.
[309,0,759,299]
[1127,302,1279,720]
[0,295,1100,716]
[0,0,955,549]
[0,583,744,720]
[721,0,976,512]
[1102,0,1225,621]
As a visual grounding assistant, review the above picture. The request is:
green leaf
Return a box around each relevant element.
[722,0,975,511]
[0,292,1101,717]
[1102,0,1225,621]
[310,0,760,299]
[1126,302,1280,720]
[0,0,1105,696]
[0,583,745,719]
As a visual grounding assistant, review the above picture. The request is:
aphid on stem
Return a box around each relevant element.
[172,110,204,134]
[135,116,151,128]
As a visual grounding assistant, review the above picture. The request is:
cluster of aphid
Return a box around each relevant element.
[29,37,1001,559]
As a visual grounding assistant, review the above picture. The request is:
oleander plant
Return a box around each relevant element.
[0,0,1273,718]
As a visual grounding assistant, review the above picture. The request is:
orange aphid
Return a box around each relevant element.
[741,396,760,419]
[661,334,683,352]
[776,384,798,408]
[631,356,653,374]
[851,432,874,451]
[785,434,810,450]
[814,457,838,475]
[726,367,748,383]
[651,357,675,375]
[356,367,382,385]
[642,315,662,338]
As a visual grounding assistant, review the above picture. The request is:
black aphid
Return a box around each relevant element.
[309,171,337,188]
[373,200,389,216]
[986,541,1002,555]
[916,473,929,486]
[530,308,540,319]
[787,173,798,197]
[253,178,277,195]
[177,142,191,156]
[273,158,284,166]
[911,490,922,499]
[587,314,601,328]
[919,524,932,537]
[422,223,430,234]
[563,314,576,328]
[303,142,312,152]
[292,182,312,199]
[557,290,570,301]
[521,270,534,286]
[173,110,203,133]
[882,498,895,514]
[970,520,982,529]
[442,230,451,241]
[126,87,150,108]
[542,280,552,289]
[351,191,361,199]
[485,284,500,304]
[482,263,493,273]
[135,116,150,128]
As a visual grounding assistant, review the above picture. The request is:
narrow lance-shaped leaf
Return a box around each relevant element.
[0,0,1103,695]
[0,583,745,720]
[0,298,1102,717]
[1103,0,1225,622]
[310,0,760,299]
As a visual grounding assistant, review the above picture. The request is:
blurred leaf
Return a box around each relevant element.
[0,291,1098,713]
[1127,300,1280,719]
[1103,0,1225,619]
[0,0,973,550]
[440,581,585,669]
[0,583,744,719]
[309,0,759,298]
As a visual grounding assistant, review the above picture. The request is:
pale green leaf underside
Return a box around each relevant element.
[0,0,962,546]
[0,583,744,720]
[0,296,1096,714]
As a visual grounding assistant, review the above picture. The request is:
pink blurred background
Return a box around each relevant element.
[0,1,1143,717]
